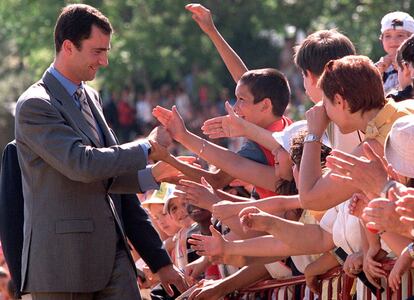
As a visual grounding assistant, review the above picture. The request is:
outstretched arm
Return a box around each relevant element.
[239,207,335,254]
[153,106,278,191]
[202,101,281,152]
[186,4,248,83]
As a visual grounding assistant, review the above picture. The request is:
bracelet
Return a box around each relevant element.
[198,140,206,157]
[379,180,397,198]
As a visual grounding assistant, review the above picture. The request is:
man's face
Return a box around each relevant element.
[302,71,321,103]
[70,25,110,83]
[233,82,263,125]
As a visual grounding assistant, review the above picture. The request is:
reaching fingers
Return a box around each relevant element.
[179,179,204,188]
[239,206,260,219]
[326,155,355,172]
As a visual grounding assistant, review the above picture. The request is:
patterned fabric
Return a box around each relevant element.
[364,99,414,146]
[75,87,102,146]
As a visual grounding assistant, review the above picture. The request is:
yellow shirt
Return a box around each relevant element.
[364,99,414,146]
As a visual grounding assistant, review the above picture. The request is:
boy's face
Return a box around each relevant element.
[271,146,293,181]
[149,203,180,236]
[381,29,412,57]
[302,71,322,104]
[233,82,265,126]
[168,197,193,228]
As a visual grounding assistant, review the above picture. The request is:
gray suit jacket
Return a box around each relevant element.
[15,71,157,293]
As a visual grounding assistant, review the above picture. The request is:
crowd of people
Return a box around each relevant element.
[2,3,414,300]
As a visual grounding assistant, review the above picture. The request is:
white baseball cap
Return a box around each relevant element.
[384,114,414,178]
[272,120,331,153]
[381,11,414,34]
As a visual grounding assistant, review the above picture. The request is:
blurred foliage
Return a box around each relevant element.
[1,0,414,147]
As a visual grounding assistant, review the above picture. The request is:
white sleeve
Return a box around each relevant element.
[319,207,338,234]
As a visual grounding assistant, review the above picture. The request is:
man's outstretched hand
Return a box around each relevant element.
[156,264,189,296]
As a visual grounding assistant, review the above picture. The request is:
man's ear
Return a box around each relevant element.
[62,40,75,55]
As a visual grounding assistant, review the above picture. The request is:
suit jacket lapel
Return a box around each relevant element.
[42,71,102,148]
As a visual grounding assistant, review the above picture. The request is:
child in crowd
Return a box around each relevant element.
[387,38,414,102]
[375,11,414,95]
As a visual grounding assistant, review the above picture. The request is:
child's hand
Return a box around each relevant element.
[349,193,369,218]
[363,245,386,288]
[238,206,274,233]
[189,225,226,257]
[343,252,363,278]
[376,54,393,74]
[388,247,413,292]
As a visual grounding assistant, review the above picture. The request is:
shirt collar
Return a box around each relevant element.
[48,64,84,97]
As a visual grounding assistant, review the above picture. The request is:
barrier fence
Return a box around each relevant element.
[230,259,414,300]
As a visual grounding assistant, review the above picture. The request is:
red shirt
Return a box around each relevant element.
[255,115,292,199]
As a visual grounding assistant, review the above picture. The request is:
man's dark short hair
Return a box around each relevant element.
[54,4,112,53]
[294,29,356,76]
[239,68,290,117]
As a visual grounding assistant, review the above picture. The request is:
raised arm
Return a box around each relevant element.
[153,106,278,191]
[185,3,248,83]
[298,103,384,210]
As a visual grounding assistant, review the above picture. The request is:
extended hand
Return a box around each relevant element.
[156,264,188,296]
[202,101,246,139]
[185,3,216,36]
[148,126,172,148]
[188,225,226,257]
[148,140,171,162]
[151,161,182,182]
[175,177,221,211]
[212,200,247,222]
[238,206,274,233]
[153,105,188,142]
[327,142,388,197]
[363,197,408,235]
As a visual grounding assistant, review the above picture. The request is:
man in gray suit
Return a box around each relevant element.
[14,4,187,300]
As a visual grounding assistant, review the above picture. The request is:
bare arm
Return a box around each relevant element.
[298,102,385,210]
[238,207,335,254]
[153,106,278,191]
[185,4,248,83]
[202,101,281,151]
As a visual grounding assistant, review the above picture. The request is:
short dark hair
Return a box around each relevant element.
[54,4,112,53]
[294,30,356,76]
[401,34,414,67]
[319,55,385,114]
[239,68,290,117]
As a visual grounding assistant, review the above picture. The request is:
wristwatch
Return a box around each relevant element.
[407,242,414,259]
[304,133,321,143]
